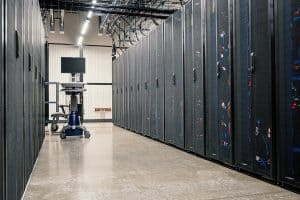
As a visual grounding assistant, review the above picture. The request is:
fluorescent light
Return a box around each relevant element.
[92,0,97,4]
[81,20,90,35]
[87,10,93,19]
[77,36,83,46]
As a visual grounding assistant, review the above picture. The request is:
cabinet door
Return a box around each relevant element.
[206,0,219,159]
[173,11,184,148]
[277,0,300,188]
[164,12,184,148]
[150,29,157,138]
[138,42,143,134]
[0,0,4,199]
[234,0,274,178]
[250,0,274,177]
[144,37,150,136]
[216,0,233,164]
[206,0,233,163]
[184,1,194,152]
[156,24,165,142]
[184,0,205,155]
[234,0,252,169]
[164,16,176,144]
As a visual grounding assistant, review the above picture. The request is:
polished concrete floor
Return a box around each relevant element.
[24,123,300,200]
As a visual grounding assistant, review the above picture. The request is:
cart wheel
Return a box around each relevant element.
[51,124,59,132]
[84,131,91,139]
[60,133,66,139]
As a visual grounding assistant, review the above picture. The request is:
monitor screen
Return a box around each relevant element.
[61,57,86,73]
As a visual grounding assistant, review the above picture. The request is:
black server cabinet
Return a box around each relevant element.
[114,59,117,125]
[0,0,4,199]
[150,29,157,139]
[23,0,31,181]
[206,0,233,164]
[276,0,300,189]
[120,55,124,127]
[118,57,121,126]
[124,52,129,128]
[121,55,125,127]
[128,48,134,131]
[6,0,25,198]
[128,51,132,129]
[132,47,137,132]
[113,59,117,124]
[112,60,115,123]
[149,24,165,141]
[136,41,143,134]
[28,0,35,170]
[142,37,150,136]
[116,58,120,126]
[184,0,205,155]
[234,0,274,178]
[164,11,185,148]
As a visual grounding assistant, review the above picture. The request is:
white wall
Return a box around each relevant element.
[48,44,112,120]
[83,46,112,120]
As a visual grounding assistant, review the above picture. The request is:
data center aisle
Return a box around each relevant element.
[24,123,299,200]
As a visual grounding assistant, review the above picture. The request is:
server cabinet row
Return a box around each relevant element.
[112,0,300,190]
[1,0,46,199]
[276,0,300,189]
[0,0,5,199]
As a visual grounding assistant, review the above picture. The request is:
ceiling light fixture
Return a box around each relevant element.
[81,20,90,35]
[87,10,93,19]
[77,36,84,46]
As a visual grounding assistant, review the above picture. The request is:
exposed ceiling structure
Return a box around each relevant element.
[39,0,183,55]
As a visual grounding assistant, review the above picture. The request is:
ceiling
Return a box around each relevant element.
[39,0,183,53]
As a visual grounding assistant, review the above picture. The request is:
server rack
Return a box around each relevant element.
[0,0,4,199]
[124,51,129,128]
[132,46,138,131]
[184,0,205,156]
[137,41,142,134]
[156,24,165,142]
[234,0,275,179]
[206,0,233,164]
[150,29,157,139]
[128,48,134,130]
[149,24,165,141]
[6,0,24,198]
[118,57,121,126]
[276,0,300,189]
[116,58,120,126]
[23,0,31,182]
[119,54,123,127]
[164,11,185,148]
[114,59,117,124]
[112,60,115,123]
[142,37,151,136]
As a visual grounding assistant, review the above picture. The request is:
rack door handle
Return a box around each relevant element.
[250,52,255,74]
[217,61,221,79]
[144,82,148,90]
[156,78,159,88]
[193,68,196,82]
[172,73,176,85]
[15,31,19,58]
